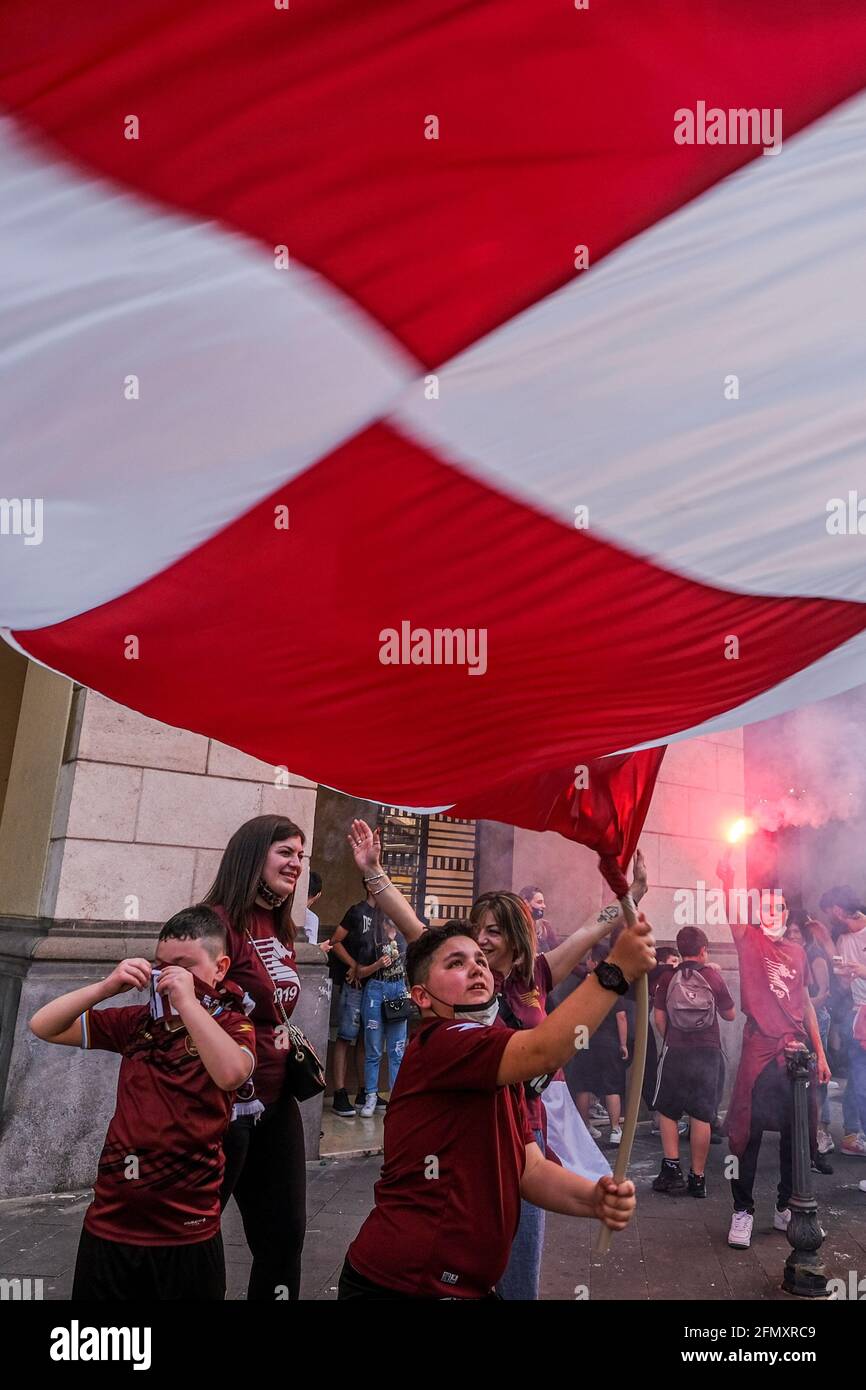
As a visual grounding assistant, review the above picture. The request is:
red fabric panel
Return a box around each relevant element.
[2,2,866,363]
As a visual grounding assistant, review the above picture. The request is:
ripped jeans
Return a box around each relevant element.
[361,978,408,1098]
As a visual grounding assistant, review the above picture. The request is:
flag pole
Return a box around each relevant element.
[594,887,647,1254]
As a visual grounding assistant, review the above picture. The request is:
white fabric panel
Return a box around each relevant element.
[0,119,416,628]
[395,91,866,604]
[619,628,866,754]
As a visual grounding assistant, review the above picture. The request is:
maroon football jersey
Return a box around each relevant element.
[348,1018,532,1298]
[213,904,302,1106]
[81,997,255,1245]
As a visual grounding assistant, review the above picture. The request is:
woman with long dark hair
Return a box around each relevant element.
[203,814,308,1301]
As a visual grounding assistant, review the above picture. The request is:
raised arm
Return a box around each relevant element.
[347,819,427,943]
[498,914,656,1085]
[544,850,648,987]
[716,850,748,943]
[30,959,152,1046]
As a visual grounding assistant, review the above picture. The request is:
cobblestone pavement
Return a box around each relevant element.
[1,1125,863,1300]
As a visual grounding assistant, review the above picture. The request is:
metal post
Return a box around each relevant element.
[781,1042,827,1297]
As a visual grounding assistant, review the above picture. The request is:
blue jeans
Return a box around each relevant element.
[496,1127,546,1301]
[361,979,408,1097]
[847,1011,866,1135]
[337,983,363,1043]
[815,1005,831,1124]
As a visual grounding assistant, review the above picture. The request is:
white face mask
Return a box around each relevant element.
[761,922,787,942]
[423,985,500,1028]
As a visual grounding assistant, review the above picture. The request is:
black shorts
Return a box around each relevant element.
[652,1046,721,1124]
[72,1227,225,1301]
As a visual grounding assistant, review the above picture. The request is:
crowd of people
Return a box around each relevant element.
[27,811,866,1300]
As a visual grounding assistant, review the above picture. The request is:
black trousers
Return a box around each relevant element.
[730,1060,793,1214]
[72,1227,225,1300]
[220,1093,306,1301]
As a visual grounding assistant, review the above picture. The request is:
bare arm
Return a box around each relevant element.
[544,850,648,988]
[803,996,829,1078]
[347,820,427,943]
[520,1142,635,1229]
[616,1009,628,1056]
[498,914,656,1084]
[716,852,748,942]
[810,955,830,1010]
[30,959,152,1046]
[653,1006,668,1040]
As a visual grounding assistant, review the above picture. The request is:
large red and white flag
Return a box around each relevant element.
[1,3,866,813]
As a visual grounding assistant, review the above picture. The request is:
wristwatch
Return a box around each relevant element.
[595,961,629,995]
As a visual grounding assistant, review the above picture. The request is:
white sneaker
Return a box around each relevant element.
[728,1211,753,1248]
[859,1180,866,1193]
[360,1091,378,1118]
[609,1126,623,1146]
[773,1207,792,1232]
[817,1128,835,1155]
[588,1124,602,1140]
[590,1103,608,1122]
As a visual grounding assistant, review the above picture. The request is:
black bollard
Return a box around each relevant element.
[781,1042,828,1298]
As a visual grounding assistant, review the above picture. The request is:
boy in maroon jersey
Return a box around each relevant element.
[340,916,655,1300]
[30,905,256,1300]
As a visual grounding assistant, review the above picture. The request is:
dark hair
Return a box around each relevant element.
[676,926,708,958]
[406,924,478,987]
[469,891,535,984]
[657,946,680,965]
[518,885,543,902]
[159,905,227,960]
[203,815,305,944]
[819,885,862,918]
[308,871,322,899]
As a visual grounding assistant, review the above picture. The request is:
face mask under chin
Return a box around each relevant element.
[761,922,787,941]
[424,986,500,1027]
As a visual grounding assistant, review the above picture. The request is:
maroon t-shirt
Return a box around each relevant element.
[654,963,734,1050]
[81,999,256,1245]
[496,954,559,1128]
[737,929,808,1036]
[214,904,301,1106]
[348,1018,533,1298]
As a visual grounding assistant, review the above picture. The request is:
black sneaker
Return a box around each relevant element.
[811,1155,833,1175]
[687,1171,707,1199]
[354,1090,365,1109]
[375,1094,388,1112]
[652,1162,686,1195]
[332,1089,356,1118]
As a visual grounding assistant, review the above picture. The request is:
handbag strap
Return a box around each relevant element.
[245,927,293,1029]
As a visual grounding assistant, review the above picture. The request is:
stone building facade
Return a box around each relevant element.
[0,646,751,1197]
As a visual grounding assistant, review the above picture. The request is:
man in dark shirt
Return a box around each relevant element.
[329,884,391,1116]
[651,926,735,1198]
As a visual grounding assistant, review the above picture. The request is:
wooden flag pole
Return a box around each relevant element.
[594,890,647,1254]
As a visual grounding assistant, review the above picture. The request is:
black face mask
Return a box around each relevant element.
[531,906,544,921]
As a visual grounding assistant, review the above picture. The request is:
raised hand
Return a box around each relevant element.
[104,958,152,995]
[347,819,382,876]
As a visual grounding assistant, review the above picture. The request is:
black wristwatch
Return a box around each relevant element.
[595,961,629,995]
